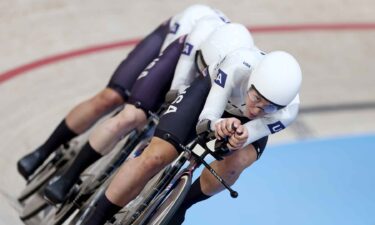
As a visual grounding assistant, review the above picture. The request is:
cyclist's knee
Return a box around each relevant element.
[223,145,258,173]
[92,88,124,112]
[140,137,178,172]
[116,104,147,127]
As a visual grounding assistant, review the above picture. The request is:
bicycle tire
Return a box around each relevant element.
[19,191,49,221]
[114,166,169,225]
[146,174,191,225]
[131,174,191,225]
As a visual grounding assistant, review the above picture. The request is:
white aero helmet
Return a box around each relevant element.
[178,4,220,25]
[162,4,221,51]
[200,23,254,66]
[248,51,302,107]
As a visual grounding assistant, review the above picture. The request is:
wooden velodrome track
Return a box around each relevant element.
[1,0,374,224]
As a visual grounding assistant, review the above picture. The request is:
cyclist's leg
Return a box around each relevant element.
[169,136,268,225]
[106,19,170,99]
[108,137,179,205]
[81,20,179,156]
[87,104,147,155]
[43,32,184,204]
[81,74,212,225]
[201,145,258,194]
[43,105,147,203]
[78,137,178,225]
[87,35,188,155]
[17,20,170,181]
[16,89,120,181]
[78,20,178,157]
[65,88,124,134]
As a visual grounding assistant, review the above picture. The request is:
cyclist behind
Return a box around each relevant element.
[79,9,302,225]
[36,5,232,204]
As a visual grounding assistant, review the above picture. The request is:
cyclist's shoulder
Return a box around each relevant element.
[229,47,265,62]
[216,47,264,76]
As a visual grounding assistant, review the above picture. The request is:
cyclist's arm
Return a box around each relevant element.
[198,49,254,130]
[160,11,194,51]
[243,95,300,146]
[168,38,195,92]
[170,16,225,92]
[161,10,201,93]
[198,60,240,129]
[197,75,231,129]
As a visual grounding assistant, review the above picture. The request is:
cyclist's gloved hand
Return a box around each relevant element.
[228,124,248,150]
[214,118,248,151]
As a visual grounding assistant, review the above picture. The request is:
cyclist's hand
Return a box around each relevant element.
[214,118,241,140]
[228,125,248,150]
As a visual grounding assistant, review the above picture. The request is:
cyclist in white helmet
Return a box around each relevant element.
[168,48,301,225]
[80,15,302,225]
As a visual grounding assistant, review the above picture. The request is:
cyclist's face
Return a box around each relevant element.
[244,88,271,119]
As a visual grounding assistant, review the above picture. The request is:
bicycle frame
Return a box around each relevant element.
[81,112,159,198]
[121,133,238,225]
[42,113,160,225]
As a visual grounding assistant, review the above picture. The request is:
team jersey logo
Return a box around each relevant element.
[170,22,180,34]
[214,69,227,88]
[267,121,285,133]
[182,42,193,56]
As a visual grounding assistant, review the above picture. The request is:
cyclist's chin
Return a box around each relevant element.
[244,110,257,119]
[248,114,257,119]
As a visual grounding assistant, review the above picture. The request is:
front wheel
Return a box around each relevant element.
[133,174,191,225]
[19,191,49,221]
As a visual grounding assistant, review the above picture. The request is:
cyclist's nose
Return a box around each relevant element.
[255,107,263,114]
[248,106,261,117]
